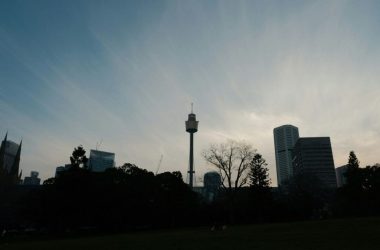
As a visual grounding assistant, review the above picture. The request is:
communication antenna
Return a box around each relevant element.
[96,139,103,150]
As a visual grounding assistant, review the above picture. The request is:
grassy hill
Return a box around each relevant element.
[1,217,380,250]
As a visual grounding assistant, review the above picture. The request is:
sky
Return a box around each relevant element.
[0,0,379,186]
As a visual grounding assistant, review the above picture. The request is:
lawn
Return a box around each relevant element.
[1,217,379,250]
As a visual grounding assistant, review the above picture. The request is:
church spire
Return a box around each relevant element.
[9,140,22,184]
[0,132,7,154]
[0,132,7,170]
[0,132,8,184]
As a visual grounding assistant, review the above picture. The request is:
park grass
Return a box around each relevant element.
[1,217,380,250]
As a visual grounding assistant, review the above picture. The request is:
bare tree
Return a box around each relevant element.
[203,140,256,192]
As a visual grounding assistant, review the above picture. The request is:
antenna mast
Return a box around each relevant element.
[96,139,103,150]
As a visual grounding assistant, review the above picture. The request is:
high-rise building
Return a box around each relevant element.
[292,137,337,188]
[55,166,65,178]
[273,125,299,186]
[0,133,22,185]
[88,149,115,172]
[23,171,41,185]
[55,164,72,178]
[203,171,221,202]
[336,165,349,188]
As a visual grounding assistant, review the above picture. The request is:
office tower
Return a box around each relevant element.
[292,137,337,188]
[203,171,221,201]
[88,149,115,172]
[336,165,349,188]
[0,133,22,185]
[204,171,221,192]
[185,104,199,189]
[23,171,41,185]
[55,166,65,178]
[273,125,299,186]
[55,164,72,178]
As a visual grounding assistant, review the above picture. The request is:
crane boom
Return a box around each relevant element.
[155,154,163,175]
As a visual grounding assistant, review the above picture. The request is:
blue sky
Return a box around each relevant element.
[1,0,379,185]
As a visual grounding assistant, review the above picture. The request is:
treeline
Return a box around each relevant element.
[1,164,200,232]
[334,152,380,217]
[0,147,379,235]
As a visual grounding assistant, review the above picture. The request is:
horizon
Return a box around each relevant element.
[1,0,380,186]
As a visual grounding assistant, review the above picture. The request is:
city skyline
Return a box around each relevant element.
[1,1,380,185]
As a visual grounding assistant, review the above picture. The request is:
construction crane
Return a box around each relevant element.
[155,154,163,175]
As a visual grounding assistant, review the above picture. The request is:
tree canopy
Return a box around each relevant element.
[203,140,256,191]
[249,154,270,189]
[348,151,360,169]
[345,151,361,188]
[70,145,88,170]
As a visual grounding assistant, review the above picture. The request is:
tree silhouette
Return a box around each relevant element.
[249,154,270,189]
[345,151,361,188]
[286,173,327,219]
[70,145,88,170]
[336,153,380,217]
[203,140,256,191]
[203,140,256,224]
[348,151,359,169]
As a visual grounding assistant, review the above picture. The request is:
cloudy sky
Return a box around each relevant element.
[0,0,379,186]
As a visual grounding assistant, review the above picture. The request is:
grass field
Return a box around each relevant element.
[1,217,379,250]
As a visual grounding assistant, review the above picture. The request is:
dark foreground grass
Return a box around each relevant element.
[1,217,380,250]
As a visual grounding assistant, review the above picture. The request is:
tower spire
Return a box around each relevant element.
[191,103,194,114]
[0,132,7,171]
[10,140,22,184]
[3,132,7,143]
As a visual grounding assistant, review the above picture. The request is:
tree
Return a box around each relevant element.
[246,154,272,222]
[43,177,56,185]
[203,140,257,224]
[172,171,183,180]
[249,154,270,189]
[345,151,360,188]
[70,145,88,170]
[348,151,360,169]
[286,173,327,219]
[203,140,256,192]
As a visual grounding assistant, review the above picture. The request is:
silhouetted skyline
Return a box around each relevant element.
[1,1,379,185]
